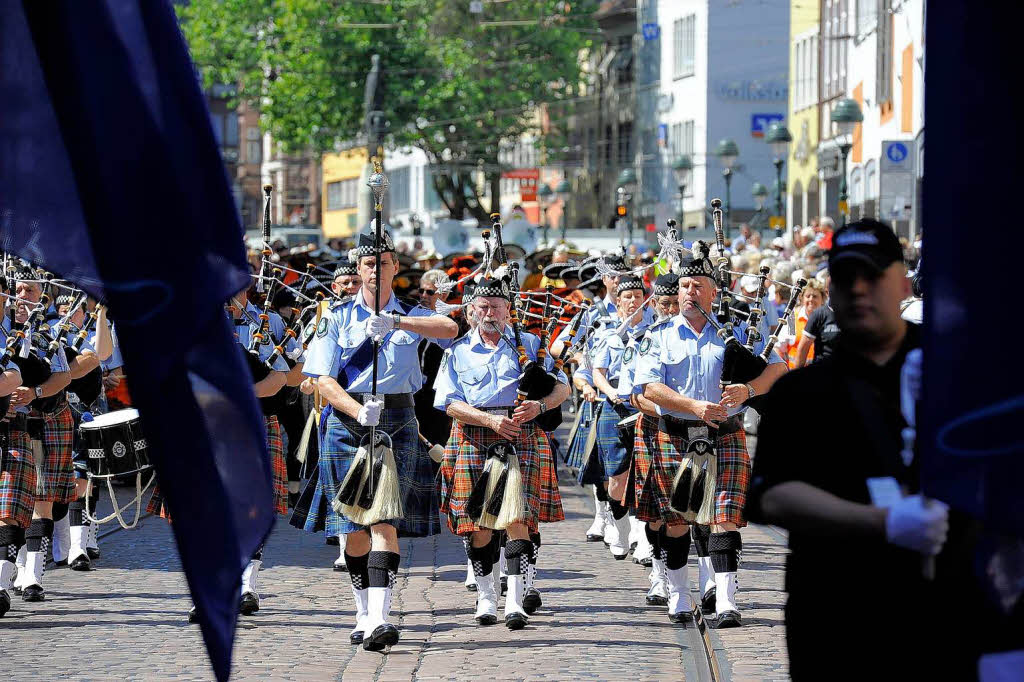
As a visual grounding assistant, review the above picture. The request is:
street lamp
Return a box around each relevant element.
[830,98,863,226]
[555,178,572,242]
[752,182,769,211]
[672,155,693,225]
[537,182,553,245]
[617,167,637,246]
[715,138,739,230]
[764,121,792,236]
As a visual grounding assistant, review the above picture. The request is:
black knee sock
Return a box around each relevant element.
[644,525,661,557]
[608,499,628,520]
[251,543,264,561]
[87,494,98,516]
[345,551,370,591]
[504,539,532,576]
[468,540,495,578]
[528,532,541,567]
[490,532,502,564]
[367,551,400,589]
[661,532,691,571]
[68,499,86,527]
[691,524,711,558]
[594,485,608,502]
[26,519,53,553]
[52,502,69,524]
[709,531,741,573]
[0,525,24,561]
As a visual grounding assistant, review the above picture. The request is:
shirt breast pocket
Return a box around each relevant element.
[497,355,521,381]
[662,347,692,385]
[457,365,490,388]
[389,330,419,346]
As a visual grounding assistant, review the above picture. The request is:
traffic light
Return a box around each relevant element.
[616,203,627,217]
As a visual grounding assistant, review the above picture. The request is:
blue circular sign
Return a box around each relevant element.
[886,142,908,163]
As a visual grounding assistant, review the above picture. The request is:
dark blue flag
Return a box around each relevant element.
[0,2,274,679]
[920,2,1024,536]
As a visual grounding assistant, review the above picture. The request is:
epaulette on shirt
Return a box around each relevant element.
[329,295,354,310]
[646,317,673,333]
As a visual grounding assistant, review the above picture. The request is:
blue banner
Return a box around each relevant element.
[0,2,274,679]
[921,3,1023,534]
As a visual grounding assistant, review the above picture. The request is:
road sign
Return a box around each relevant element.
[879,140,916,225]
[751,113,784,138]
[642,23,660,41]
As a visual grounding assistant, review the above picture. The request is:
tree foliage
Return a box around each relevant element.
[178,0,598,222]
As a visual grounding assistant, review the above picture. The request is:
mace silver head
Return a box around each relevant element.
[367,157,390,203]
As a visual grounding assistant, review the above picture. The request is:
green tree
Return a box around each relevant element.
[178,0,597,223]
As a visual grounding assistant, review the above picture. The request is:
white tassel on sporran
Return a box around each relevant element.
[334,430,403,526]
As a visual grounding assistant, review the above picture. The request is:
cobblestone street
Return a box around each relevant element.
[3,440,789,681]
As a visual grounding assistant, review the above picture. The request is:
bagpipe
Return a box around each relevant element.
[334,157,405,527]
[660,200,807,523]
[48,291,104,408]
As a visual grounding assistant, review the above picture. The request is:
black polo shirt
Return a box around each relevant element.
[801,304,839,361]
[748,323,923,594]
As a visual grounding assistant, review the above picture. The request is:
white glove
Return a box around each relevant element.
[365,313,395,342]
[885,495,950,555]
[357,399,383,427]
[286,344,304,361]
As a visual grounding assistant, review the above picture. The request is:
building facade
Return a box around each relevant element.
[786,0,821,231]
[645,0,790,233]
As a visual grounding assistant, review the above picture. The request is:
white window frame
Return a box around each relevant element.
[673,15,696,79]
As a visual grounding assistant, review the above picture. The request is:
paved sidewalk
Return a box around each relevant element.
[3,449,789,680]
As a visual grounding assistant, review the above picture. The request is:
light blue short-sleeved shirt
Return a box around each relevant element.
[632,315,783,419]
[432,327,567,410]
[593,319,652,382]
[230,304,290,373]
[302,292,441,394]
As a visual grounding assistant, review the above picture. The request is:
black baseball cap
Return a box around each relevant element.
[828,219,902,273]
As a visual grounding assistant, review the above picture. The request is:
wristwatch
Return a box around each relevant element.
[537,399,548,413]
[34,386,44,399]
[391,312,403,330]
[744,383,756,400]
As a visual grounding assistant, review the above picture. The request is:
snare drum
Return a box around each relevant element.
[79,408,150,477]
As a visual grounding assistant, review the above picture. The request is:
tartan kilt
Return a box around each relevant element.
[536,430,564,523]
[647,422,750,527]
[40,402,76,504]
[439,420,543,536]
[562,400,592,470]
[596,401,635,479]
[0,429,37,527]
[290,406,439,539]
[266,415,288,516]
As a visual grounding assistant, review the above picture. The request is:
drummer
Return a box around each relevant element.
[433,276,569,630]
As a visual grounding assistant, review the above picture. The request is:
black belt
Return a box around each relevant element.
[351,393,415,409]
[3,414,32,433]
[658,414,742,438]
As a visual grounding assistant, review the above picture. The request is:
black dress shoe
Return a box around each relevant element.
[465,583,477,592]
[585,533,604,542]
[54,559,68,567]
[333,563,349,573]
[12,584,22,595]
[523,588,542,615]
[500,576,507,596]
[701,587,716,613]
[475,613,497,626]
[645,594,668,606]
[504,612,528,630]
[349,629,364,645]
[22,584,45,602]
[668,610,693,624]
[716,610,741,628]
[612,552,628,561]
[363,623,399,651]
[187,606,199,623]
[0,589,10,617]
[239,592,260,615]
[70,555,91,571]
[86,548,100,560]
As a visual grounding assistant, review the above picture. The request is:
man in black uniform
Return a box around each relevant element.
[747,220,951,679]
